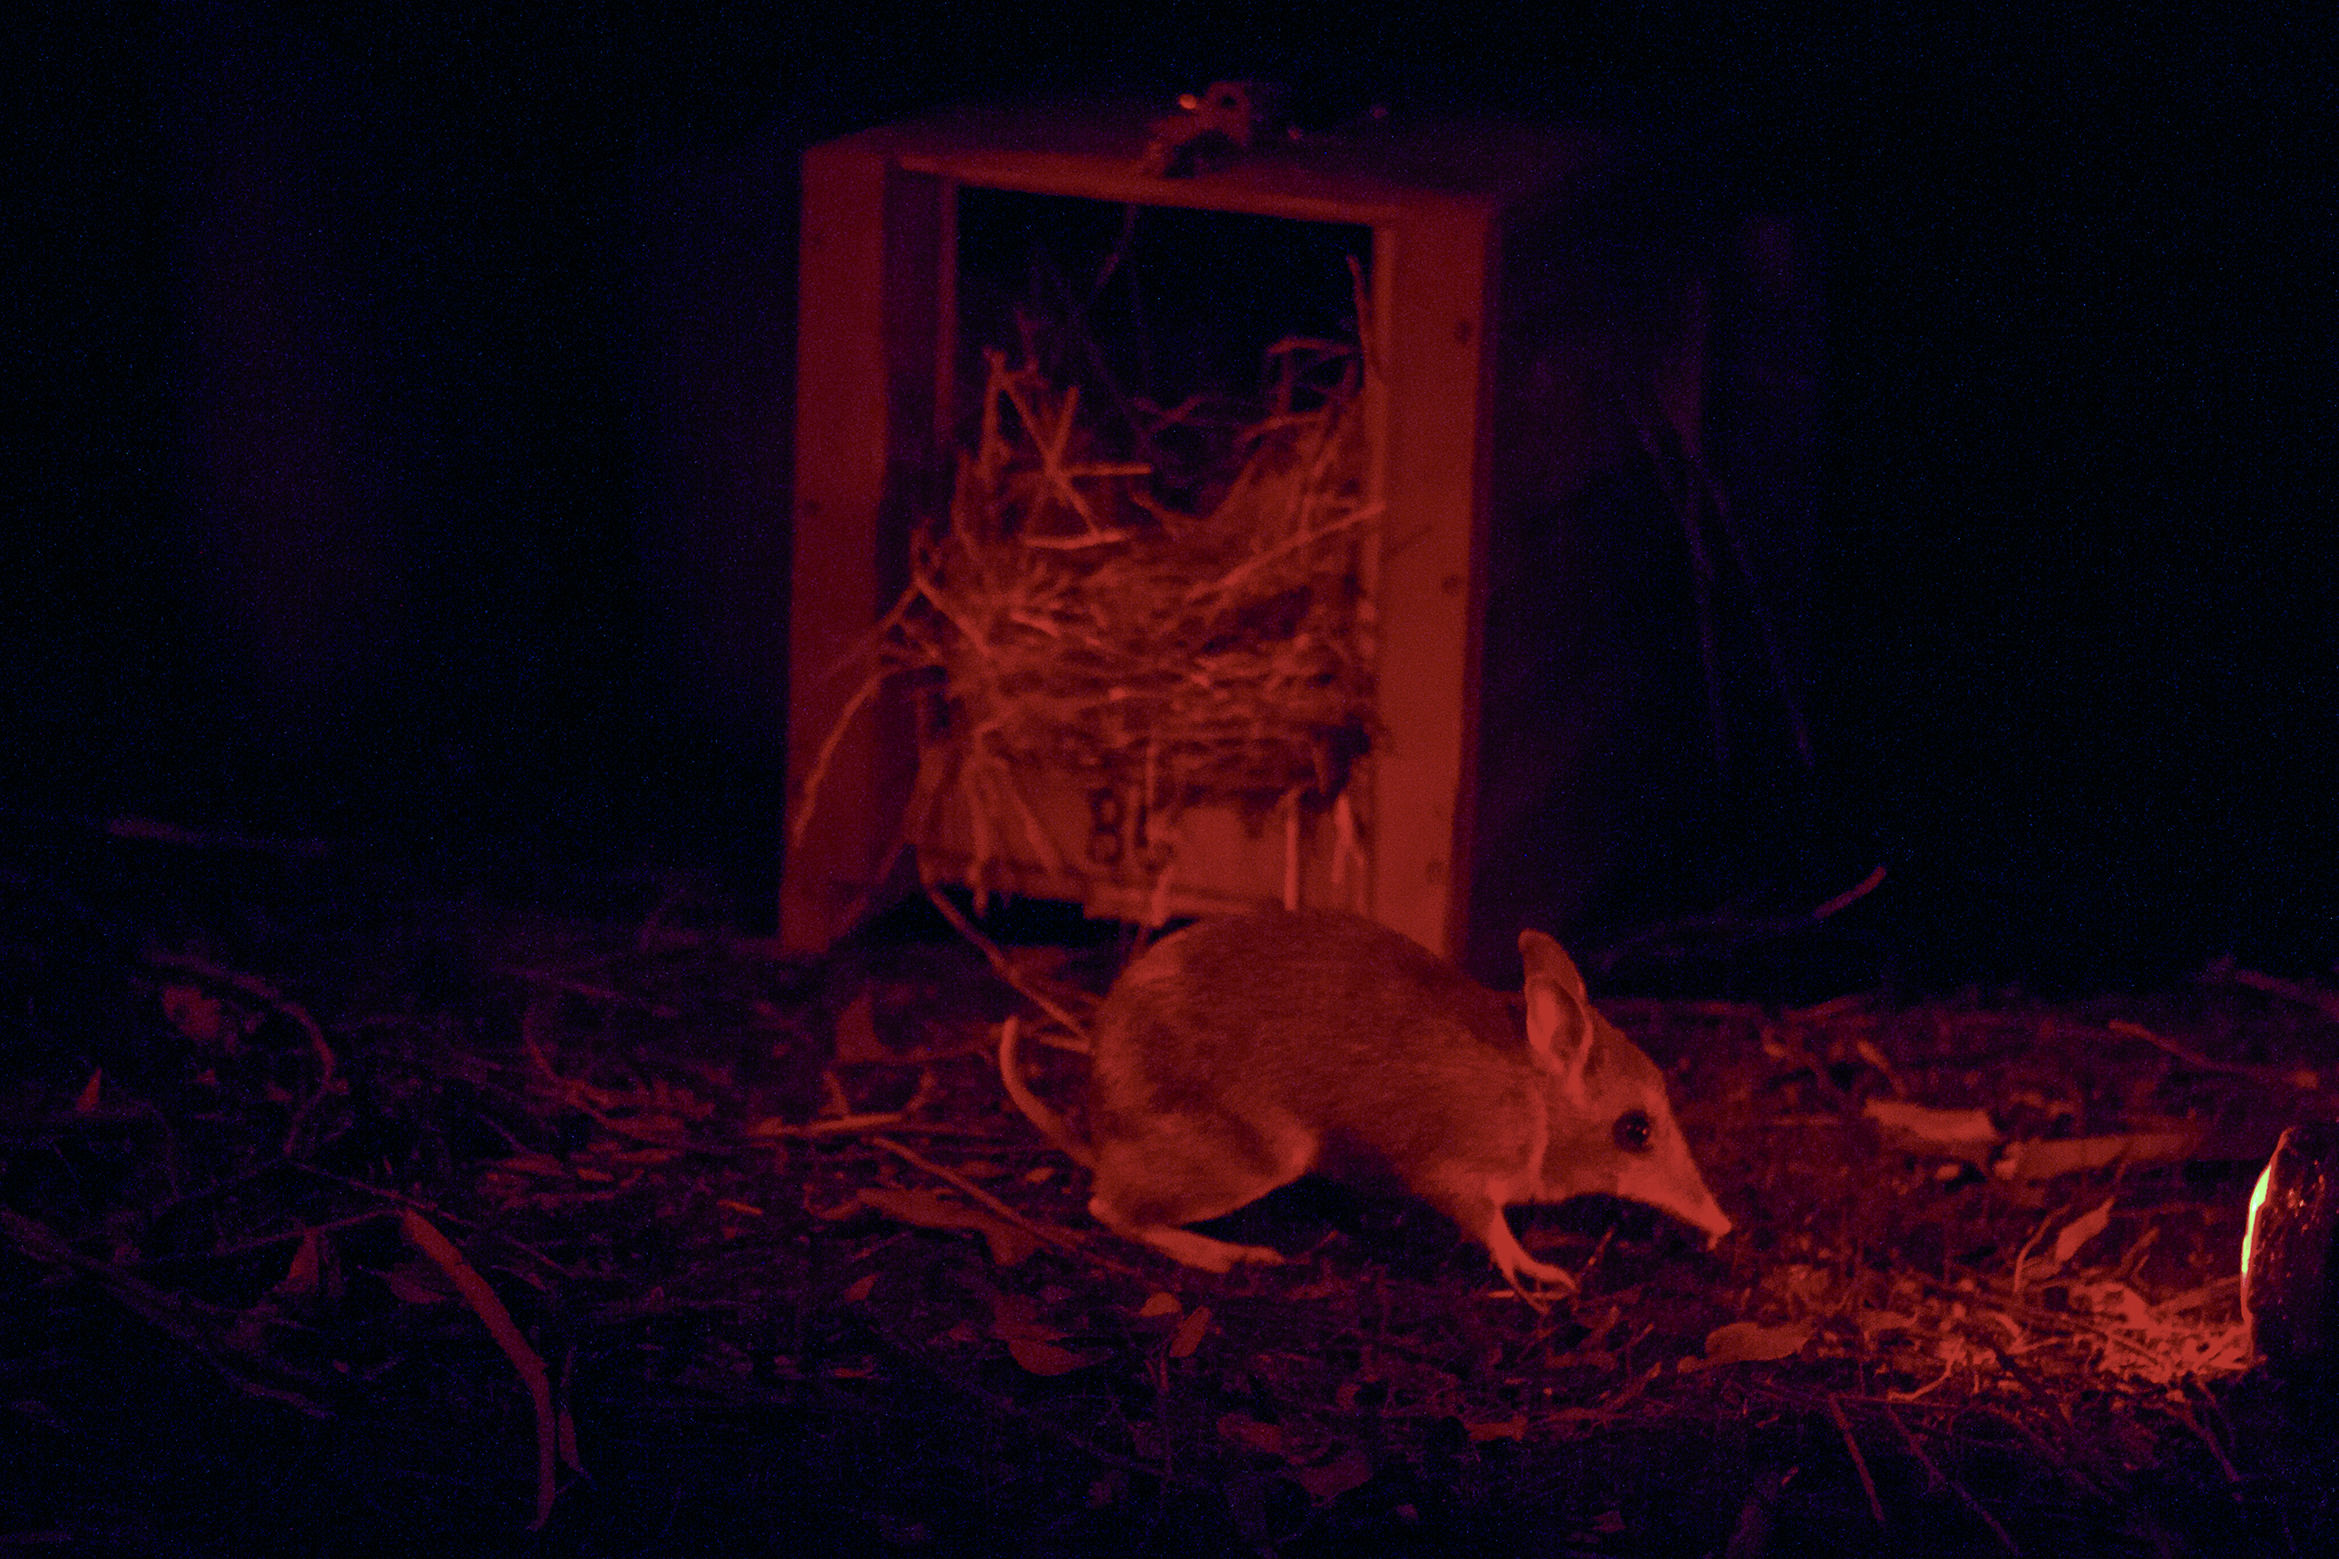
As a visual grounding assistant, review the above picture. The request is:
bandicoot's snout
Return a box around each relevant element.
[1614,1152,1733,1247]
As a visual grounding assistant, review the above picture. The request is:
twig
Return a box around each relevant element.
[1829,1393,1887,1526]
[867,1134,1138,1277]
[2174,1380,2243,1485]
[2208,960,2339,1025]
[0,1205,331,1419]
[1179,502,1381,606]
[2168,1397,2243,1487]
[1977,1403,2107,1501]
[517,994,741,1158]
[1882,1403,2018,1554]
[761,1110,916,1140]
[1885,1358,1957,1403]
[499,968,681,1020]
[128,1208,396,1270]
[863,1313,1188,1485]
[919,883,1092,1039]
[1811,865,1888,921]
[767,1074,944,1143]
[788,668,888,853]
[106,814,332,858]
[2152,1274,2241,1316]
[141,1156,293,1219]
[2103,1019,2235,1072]
[1573,1223,1620,1289]
[1590,865,1889,974]
[2009,1208,2058,1298]
[292,1164,578,1280]
[1787,991,1871,1022]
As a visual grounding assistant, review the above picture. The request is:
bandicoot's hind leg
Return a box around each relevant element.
[1086,1121,1306,1272]
[1088,1203,1285,1272]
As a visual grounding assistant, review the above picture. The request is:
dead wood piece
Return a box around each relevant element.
[145,950,339,1154]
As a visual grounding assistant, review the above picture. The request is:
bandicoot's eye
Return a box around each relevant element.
[1613,1110,1653,1153]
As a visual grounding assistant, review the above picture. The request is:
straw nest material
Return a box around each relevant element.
[799,318,1382,894]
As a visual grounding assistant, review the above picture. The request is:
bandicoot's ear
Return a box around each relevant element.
[1520,931,1596,1100]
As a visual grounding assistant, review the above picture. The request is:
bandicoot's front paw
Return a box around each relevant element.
[1514,1256,1578,1291]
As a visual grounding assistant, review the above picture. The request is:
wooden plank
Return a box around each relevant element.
[884,100,1593,221]
[1367,211,1495,958]
[780,139,943,948]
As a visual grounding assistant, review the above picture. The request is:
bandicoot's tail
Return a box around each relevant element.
[996,1016,1094,1168]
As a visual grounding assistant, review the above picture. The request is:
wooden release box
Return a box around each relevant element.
[783,99,1681,973]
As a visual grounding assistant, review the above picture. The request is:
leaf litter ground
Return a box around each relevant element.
[3,834,2336,1556]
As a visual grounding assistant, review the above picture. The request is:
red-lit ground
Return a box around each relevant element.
[2,843,2332,1556]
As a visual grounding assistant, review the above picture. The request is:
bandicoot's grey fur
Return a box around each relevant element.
[999,909,1730,1299]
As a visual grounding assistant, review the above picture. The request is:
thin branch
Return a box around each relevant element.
[1882,1403,2019,1554]
[2208,960,2339,1024]
[867,1134,1137,1277]
[919,883,1091,1040]
[1830,1394,1887,1526]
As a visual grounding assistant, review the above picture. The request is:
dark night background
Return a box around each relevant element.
[5,5,2332,988]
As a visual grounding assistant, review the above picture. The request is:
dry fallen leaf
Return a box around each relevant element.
[1168,1306,1212,1359]
[161,985,243,1049]
[1006,1337,1101,1375]
[1855,1308,1918,1337]
[858,1186,1039,1266]
[1217,1412,1284,1455]
[379,1260,455,1305]
[1136,1291,1181,1318]
[1685,1320,1813,1370]
[830,992,892,1066]
[274,1230,323,1299]
[1465,1416,1526,1443]
[1996,1132,2198,1180]
[2051,1196,2116,1267]
[985,1290,1107,1374]
[1864,1100,2001,1158]
[2068,1279,2153,1330]
[1291,1446,1374,1504]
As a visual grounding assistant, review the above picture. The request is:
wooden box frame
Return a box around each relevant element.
[783,100,1617,965]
